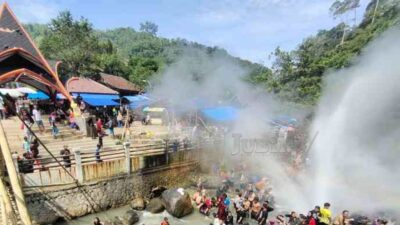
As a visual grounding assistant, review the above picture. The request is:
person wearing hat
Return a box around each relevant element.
[60,145,71,168]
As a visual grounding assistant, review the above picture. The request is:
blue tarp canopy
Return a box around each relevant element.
[201,106,238,122]
[27,91,49,100]
[269,115,298,127]
[125,94,153,109]
[72,93,119,106]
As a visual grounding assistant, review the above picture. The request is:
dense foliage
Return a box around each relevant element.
[24,0,399,105]
[265,0,400,104]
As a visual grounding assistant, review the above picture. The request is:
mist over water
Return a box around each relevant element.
[150,49,305,137]
[148,29,400,217]
[310,28,400,216]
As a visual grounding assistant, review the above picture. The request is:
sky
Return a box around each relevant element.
[6,0,370,65]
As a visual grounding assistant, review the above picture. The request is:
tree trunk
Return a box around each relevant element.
[340,25,347,45]
[354,8,357,26]
[372,0,380,24]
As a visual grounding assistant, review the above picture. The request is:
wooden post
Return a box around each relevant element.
[124,142,131,175]
[164,139,169,165]
[73,150,83,183]
[0,123,32,225]
[138,156,145,170]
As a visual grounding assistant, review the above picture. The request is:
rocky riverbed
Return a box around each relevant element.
[55,202,212,225]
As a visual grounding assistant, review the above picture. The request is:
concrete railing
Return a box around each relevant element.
[18,139,209,187]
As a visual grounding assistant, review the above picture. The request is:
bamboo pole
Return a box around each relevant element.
[0,197,7,225]
[0,122,32,225]
[0,177,17,224]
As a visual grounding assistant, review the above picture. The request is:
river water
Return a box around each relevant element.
[56,205,214,225]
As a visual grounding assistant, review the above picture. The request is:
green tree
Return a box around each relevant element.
[128,57,159,88]
[40,11,104,79]
[330,0,361,45]
[139,21,158,36]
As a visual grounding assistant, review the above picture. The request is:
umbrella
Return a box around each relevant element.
[0,88,24,98]
[16,87,36,94]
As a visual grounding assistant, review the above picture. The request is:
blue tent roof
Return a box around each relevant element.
[201,106,238,122]
[125,94,153,109]
[73,93,119,106]
[27,91,49,100]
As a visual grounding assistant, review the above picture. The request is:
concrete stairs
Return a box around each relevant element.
[0,116,85,155]
[1,115,164,155]
[1,115,189,169]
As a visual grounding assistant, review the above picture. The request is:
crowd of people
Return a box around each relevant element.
[12,93,139,171]
[0,91,147,174]
[187,162,391,225]
[191,173,274,225]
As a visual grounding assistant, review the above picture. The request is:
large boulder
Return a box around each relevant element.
[130,197,146,211]
[121,210,140,225]
[146,198,165,213]
[104,210,140,225]
[161,188,193,218]
[104,217,123,225]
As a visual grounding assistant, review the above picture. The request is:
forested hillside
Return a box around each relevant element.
[261,0,400,104]
[24,0,400,105]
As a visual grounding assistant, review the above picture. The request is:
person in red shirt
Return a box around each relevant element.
[199,197,212,216]
[217,194,228,223]
[308,211,317,225]
[96,118,103,134]
[161,217,170,225]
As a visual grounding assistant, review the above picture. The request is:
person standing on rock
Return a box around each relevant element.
[161,217,170,225]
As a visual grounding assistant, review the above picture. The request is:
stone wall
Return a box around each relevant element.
[25,163,197,225]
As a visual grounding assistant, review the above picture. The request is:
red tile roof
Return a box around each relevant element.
[100,73,140,92]
[66,77,118,94]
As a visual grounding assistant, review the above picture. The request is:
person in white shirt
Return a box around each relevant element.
[32,105,44,133]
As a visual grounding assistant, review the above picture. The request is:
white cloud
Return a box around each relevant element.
[191,0,348,63]
[7,0,61,23]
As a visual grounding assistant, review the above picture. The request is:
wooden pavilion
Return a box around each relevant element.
[0,3,72,102]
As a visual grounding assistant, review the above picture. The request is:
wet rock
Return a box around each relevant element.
[161,188,193,218]
[146,198,165,213]
[130,197,146,210]
[104,217,123,225]
[121,210,140,225]
[28,201,61,225]
[104,210,139,225]
[150,186,167,198]
[351,215,371,225]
